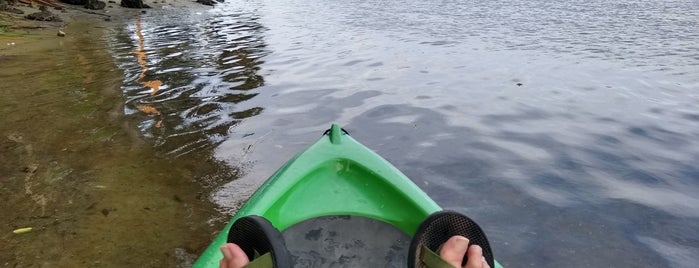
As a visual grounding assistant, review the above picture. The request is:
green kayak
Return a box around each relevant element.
[193,124,503,268]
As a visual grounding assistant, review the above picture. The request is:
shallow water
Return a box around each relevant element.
[0,20,232,267]
[110,0,698,267]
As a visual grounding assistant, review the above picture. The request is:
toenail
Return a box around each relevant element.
[454,236,470,251]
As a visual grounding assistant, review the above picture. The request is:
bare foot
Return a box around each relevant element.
[219,243,250,268]
[439,235,491,268]
[219,235,490,268]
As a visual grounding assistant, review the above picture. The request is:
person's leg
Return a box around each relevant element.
[219,235,490,268]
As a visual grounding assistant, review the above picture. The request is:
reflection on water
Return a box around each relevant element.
[104,0,699,267]
[110,8,269,157]
[133,18,165,127]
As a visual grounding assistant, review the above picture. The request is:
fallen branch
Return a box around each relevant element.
[17,0,64,8]
[12,24,51,28]
[35,0,63,8]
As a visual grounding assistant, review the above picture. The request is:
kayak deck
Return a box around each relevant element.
[256,156,436,233]
[283,215,409,267]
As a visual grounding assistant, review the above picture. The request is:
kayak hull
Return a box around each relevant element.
[193,125,503,267]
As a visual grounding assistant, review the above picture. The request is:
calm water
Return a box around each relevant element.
[110,0,699,267]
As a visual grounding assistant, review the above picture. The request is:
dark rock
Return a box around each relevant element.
[140,9,145,13]
[516,83,523,86]
[101,208,109,216]
[54,6,63,10]
[120,0,149,8]
[107,0,115,2]
[196,0,214,5]
[25,8,62,22]
[84,0,105,10]
[104,16,111,21]
[60,0,87,5]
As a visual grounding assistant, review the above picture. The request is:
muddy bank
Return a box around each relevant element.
[0,17,232,267]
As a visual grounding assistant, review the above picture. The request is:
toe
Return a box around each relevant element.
[220,243,250,268]
[465,245,485,268]
[439,235,470,268]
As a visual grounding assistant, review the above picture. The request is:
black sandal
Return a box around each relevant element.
[227,215,292,268]
[408,211,494,268]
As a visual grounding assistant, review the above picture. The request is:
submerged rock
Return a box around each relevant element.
[196,0,214,6]
[25,6,62,22]
[120,0,149,8]
[60,0,87,5]
[57,30,65,36]
[84,0,105,10]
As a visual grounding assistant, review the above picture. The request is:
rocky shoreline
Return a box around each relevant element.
[1,0,217,35]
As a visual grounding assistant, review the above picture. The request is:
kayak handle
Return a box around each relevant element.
[323,124,350,144]
[322,127,350,136]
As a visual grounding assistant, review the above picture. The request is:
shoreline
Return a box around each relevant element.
[1,0,211,34]
[1,2,231,267]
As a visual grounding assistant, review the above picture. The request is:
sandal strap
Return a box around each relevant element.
[243,252,273,268]
[419,245,457,268]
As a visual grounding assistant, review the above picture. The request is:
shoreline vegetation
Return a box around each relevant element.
[1,0,234,267]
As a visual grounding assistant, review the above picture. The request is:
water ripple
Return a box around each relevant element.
[110,8,269,156]
[106,0,699,266]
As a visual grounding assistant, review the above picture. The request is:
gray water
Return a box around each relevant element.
[110,0,699,267]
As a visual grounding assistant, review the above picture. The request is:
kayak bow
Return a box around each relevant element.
[193,124,503,268]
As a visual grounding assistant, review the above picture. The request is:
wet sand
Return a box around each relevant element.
[1,12,232,268]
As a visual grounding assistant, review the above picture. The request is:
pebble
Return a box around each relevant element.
[57,30,66,37]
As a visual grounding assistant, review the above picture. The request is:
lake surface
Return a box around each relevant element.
[110,0,699,266]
